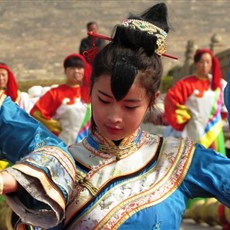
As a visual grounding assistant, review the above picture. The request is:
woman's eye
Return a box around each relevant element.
[125,106,138,110]
[98,97,110,104]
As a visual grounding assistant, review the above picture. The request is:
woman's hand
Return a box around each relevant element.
[0,171,18,195]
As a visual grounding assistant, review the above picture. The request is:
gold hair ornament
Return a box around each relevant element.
[122,19,167,56]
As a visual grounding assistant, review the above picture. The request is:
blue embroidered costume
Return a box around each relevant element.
[1,95,230,229]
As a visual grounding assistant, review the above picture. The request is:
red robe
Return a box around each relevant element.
[164,75,226,153]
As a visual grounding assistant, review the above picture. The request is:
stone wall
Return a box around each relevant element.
[0,0,230,82]
[216,48,230,80]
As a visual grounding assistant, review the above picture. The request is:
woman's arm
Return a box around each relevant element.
[0,94,77,228]
[30,89,62,135]
[164,78,191,130]
[0,95,67,163]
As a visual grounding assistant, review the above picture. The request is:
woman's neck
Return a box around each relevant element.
[195,73,209,80]
[65,82,81,87]
[113,140,122,146]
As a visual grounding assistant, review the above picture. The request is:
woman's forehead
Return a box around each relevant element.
[200,53,212,59]
[0,68,7,73]
[94,74,146,97]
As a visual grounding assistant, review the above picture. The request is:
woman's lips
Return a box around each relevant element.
[106,125,122,133]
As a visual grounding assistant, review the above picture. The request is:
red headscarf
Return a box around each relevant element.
[194,49,221,90]
[63,53,92,104]
[0,64,18,102]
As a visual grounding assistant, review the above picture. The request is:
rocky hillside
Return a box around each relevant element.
[0,0,230,82]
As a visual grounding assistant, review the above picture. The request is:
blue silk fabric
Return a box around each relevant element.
[224,67,230,124]
[1,96,230,229]
[0,96,70,163]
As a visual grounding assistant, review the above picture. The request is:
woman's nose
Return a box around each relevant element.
[107,106,122,123]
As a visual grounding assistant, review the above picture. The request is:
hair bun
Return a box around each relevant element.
[113,3,169,56]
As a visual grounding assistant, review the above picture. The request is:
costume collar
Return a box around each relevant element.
[86,128,144,160]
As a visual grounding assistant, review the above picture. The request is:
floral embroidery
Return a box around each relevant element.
[67,135,195,229]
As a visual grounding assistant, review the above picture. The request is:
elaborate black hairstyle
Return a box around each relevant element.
[113,3,169,56]
[91,3,169,101]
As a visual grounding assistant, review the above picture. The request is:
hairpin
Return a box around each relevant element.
[83,31,178,62]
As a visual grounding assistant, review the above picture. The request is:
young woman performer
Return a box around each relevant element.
[0,3,229,229]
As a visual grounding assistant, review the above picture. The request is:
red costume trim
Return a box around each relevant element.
[218,204,230,230]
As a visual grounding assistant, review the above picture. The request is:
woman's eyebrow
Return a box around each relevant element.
[98,90,113,98]
[124,98,141,103]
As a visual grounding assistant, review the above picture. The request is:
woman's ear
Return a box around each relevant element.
[147,90,160,108]
[154,90,160,103]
